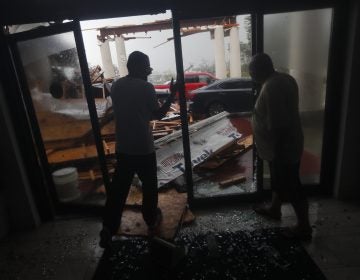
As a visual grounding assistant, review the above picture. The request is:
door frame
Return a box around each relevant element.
[2,1,344,214]
[6,21,110,212]
[171,12,264,207]
[259,7,339,196]
[172,3,340,207]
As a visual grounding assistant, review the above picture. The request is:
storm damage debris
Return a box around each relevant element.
[93,228,325,280]
[150,103,184,139]
[46,103,182,166]
[43,77,252,198]
[219,174,247,188]
[196,134,253,170]
[155,112,247,188]
[46,110,251,191]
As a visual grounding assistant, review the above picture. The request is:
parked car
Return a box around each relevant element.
[91,82,171,103]
[154,72,217,100]
[189,78,254,119]
[155,90,171,103]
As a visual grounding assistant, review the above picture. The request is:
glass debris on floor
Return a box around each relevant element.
[93,228,326,280]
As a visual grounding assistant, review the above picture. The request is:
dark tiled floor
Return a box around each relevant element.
[1,197,359,280]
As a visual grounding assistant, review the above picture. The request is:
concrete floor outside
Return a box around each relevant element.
[1,196,359,279]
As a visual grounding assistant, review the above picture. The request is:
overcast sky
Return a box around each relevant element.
[80,11,249,75]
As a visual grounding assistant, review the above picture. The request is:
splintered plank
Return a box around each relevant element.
[78,170,103,181]
[152,121,181,126]
[219,174,246,188]
[197,135,253,170]
[237,134,253,149]
[47,142,116,164]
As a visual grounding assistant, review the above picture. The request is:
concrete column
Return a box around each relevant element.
[214,26,227,79]
[99,39,115,79]
[115,36,128,77]
[229,27,242,78]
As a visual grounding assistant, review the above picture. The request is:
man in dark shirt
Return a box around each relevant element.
[250,53,312,241]
[100,51,176,248]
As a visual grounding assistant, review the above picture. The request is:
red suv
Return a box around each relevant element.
[154,72,217,100]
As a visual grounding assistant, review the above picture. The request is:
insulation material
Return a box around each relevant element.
[156,112,242,188]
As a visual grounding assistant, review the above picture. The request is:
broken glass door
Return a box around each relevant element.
[263,8,333,187]
[81,12,181,204]
[177,15,256,199]
[9,22,109,206]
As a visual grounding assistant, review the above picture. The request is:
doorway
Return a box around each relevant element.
[4,6,335,218]
[262,8,333,189]
[7,21,110,208]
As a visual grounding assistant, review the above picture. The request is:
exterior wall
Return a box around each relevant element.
[0,81,41,237]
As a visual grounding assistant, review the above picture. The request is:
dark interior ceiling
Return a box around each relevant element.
[2,0,338,25]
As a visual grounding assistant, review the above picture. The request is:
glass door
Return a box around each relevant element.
[173,14,256,200]
[262,8,333,187]
[8,21,110,206]
[80,12,179,208]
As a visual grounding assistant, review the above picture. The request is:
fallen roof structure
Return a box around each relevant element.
[98,16,237,41]
[155,111,242,187]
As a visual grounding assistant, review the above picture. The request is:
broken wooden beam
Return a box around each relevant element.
[196,134,253,170]
[47,142,116,164]
[219,175,246,188]
[153,121,181,126]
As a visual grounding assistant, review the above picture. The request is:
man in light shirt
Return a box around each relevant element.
[250,53,312,241]
[100,51,176,248]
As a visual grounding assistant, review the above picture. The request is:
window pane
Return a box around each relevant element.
[17,32,107,205]
[180,15,255,198]
[81,12,184,205]
[263,8,332,185]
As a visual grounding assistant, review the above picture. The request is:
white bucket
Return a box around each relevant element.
[52,167,80,202]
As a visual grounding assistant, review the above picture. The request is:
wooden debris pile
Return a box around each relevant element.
[151,102,195,139]
[43,99,252,196]
[151,120,181,139]
[44,100,191,195]
[89,65,114,84]
[197,135,253,170]
[190,134,253,188]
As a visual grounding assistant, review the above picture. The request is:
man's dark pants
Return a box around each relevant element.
[103,152,158,235]
[269,160,305,202]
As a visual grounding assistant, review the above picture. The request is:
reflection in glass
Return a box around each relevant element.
[264,9,332,185]
[18,32,109,205]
